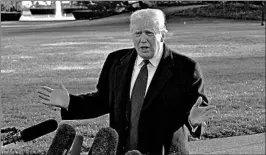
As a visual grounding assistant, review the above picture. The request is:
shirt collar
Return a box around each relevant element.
[136,45,164,67]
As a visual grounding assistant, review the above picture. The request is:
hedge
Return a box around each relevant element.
[1,12,21,21]
[168,3,265,21]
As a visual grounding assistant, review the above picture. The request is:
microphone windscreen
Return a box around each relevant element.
[46,123,76,155]
[69,134,84,155]
[21,119,58,142]
[125,150,142,155]
[90,127,118,155]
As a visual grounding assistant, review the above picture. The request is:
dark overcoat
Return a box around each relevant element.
[61,44,208,154]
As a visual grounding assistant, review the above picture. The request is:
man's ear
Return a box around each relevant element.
[161,32,166,42]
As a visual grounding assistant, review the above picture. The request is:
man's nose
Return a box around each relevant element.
[140,33,148,43]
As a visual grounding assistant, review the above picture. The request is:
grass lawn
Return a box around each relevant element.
[1,14,265,154]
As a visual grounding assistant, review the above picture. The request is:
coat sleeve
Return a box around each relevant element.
[184,62,208,139]
[61,53,115,120]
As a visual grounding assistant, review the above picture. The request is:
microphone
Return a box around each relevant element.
[89,127,119,155]
[69,134,84,155]
[46,123,76,155]
[125,150,142,155]
[1,119,58,146]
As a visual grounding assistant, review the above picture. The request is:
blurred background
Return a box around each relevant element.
[1,1,265,24]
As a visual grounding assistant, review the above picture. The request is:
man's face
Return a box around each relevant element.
[131,19,164,60]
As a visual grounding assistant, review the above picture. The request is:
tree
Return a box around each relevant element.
[261,2,265,26]
[1,1,18,12]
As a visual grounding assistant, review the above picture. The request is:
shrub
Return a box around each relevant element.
[169,3,265,21]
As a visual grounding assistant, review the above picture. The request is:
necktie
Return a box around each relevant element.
[129,60,149,149]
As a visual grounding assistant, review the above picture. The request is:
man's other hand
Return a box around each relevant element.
[37,83,70,109]
[189,97,217,126]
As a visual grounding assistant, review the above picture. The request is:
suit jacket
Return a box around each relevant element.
[61,44,208,154]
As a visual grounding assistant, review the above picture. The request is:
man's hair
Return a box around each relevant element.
[130,8,168,33]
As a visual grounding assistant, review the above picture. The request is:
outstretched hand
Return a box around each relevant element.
[189,97,217,126]
[37,83,70,109]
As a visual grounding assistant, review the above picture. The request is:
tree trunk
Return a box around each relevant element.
[261,2,265,26]
[244,1,249,11]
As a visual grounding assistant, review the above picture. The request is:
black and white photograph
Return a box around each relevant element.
[1,1,265,154]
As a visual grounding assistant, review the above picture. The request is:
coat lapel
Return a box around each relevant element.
[114,49,137,99]
[142,45,174,111]
[114,49,137,122]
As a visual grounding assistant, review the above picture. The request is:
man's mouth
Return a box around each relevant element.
[140,46,149,50]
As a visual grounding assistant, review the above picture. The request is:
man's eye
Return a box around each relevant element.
[146,31,154,36]
[135,32,142,36]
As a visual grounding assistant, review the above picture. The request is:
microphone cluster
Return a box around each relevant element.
[1,119,145,155]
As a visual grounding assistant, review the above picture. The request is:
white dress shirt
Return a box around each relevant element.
[130,49,164,98]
